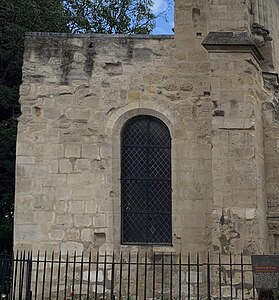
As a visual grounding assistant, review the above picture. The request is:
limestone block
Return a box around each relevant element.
[100,145,112,158]
[33,195,48,209]
[17,156,35,164]
[31,178,43,194]
[67,228,80,240]
[127,90,140,100]
[44,108,63,119]
[69,201,85,213]
[245,208,257,220]
[146,86,156,93]
[46,144,63,158]
[74,159,91,172]
[37,211,55,224]
[85,201,97,213]
[56,94,75,107]
[81,228,94,241]
[14,225,43,241]
[72,186,91,200]
[97,199,110,213]
[65,108,90,120]
[74,214,92,227]
[56,215,73,226]
[223,118,244,129]
[67,174,82,185]
[81,144,99,158]
[48,160,59,173]
[56,186,72,200]
[17,143,33,156]
[49,229,65,240]
[54,201,68,213]
[93,214,106,228]
[15,210,37,224]
[59,159,73,173]
[16,178,32,193]
[65,145,81,158]
[61,241,83,255]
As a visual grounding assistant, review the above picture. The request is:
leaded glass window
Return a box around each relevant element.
[121,115,172,245]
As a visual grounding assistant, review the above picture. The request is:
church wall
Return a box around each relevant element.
[15,31,214,255]
[14,0,279,257]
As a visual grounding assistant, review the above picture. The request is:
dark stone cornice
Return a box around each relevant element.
[202,31,264,61]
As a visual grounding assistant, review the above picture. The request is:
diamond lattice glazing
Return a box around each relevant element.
[121,116,172,244]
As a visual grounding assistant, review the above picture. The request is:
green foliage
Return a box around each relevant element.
[0,0,69,253]
[64,0,156,34]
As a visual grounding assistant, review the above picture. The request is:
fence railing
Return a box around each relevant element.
[0,251,255,300]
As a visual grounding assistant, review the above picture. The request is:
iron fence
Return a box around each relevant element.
[0,251,256,300]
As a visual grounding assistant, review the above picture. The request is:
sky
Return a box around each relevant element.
[152,0,174,34]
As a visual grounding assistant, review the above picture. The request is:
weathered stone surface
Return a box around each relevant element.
[61,241,83,255]
[14,0,279,260]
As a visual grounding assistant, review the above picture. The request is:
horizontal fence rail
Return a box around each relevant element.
[0,251,256,300]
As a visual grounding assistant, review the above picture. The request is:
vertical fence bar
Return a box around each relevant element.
[197,253,200,300]
[127,252,131,300]
[9,252,15,300]
[252,266,255,300]
[161,254,164,299]
[179,253,182,300]
[152,253,156,300]
[110,252,115,300]
[49,251,54,299]
[219,253,222,300]
[230,253,233,300]
[20,251,27,300]
[187,253,191,300]
[241,253,244,300]
[56,251,61,300]
[79,252,84,300]
[0,254,4,295]
[64,252,69,300]
[207,252,211,300]
[94,252,99,300]
[25,251,32,300]
[170,253,173,300]
[119,252,123,300]
[0,255,3,295]
[18,251,25,300]
[135,252,139,300]
[41,251,47,300]
[102,252,107,300]
[86,252,91,300]
[144,252,147,300]
[72,252,77,300]
[12,251,19,300]
[34,251,40,300]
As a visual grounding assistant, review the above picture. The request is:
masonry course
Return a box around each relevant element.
[14,0,279,258]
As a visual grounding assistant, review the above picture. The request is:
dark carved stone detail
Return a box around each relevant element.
[252,23,272,48]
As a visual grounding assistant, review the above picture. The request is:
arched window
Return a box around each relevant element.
[121,115,172,245]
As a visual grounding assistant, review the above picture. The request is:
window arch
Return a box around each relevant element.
[121,115,172,245]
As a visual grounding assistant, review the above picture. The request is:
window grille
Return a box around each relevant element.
[121,115,172,245]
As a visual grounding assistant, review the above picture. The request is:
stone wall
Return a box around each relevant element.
[14,0,279,257]
[15,29,214,255]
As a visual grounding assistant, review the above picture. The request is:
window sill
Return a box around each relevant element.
[152,246,176,255]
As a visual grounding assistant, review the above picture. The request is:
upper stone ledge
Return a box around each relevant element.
[25,32,174,40]
[202,31,254,46]
[202,31,264,61]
